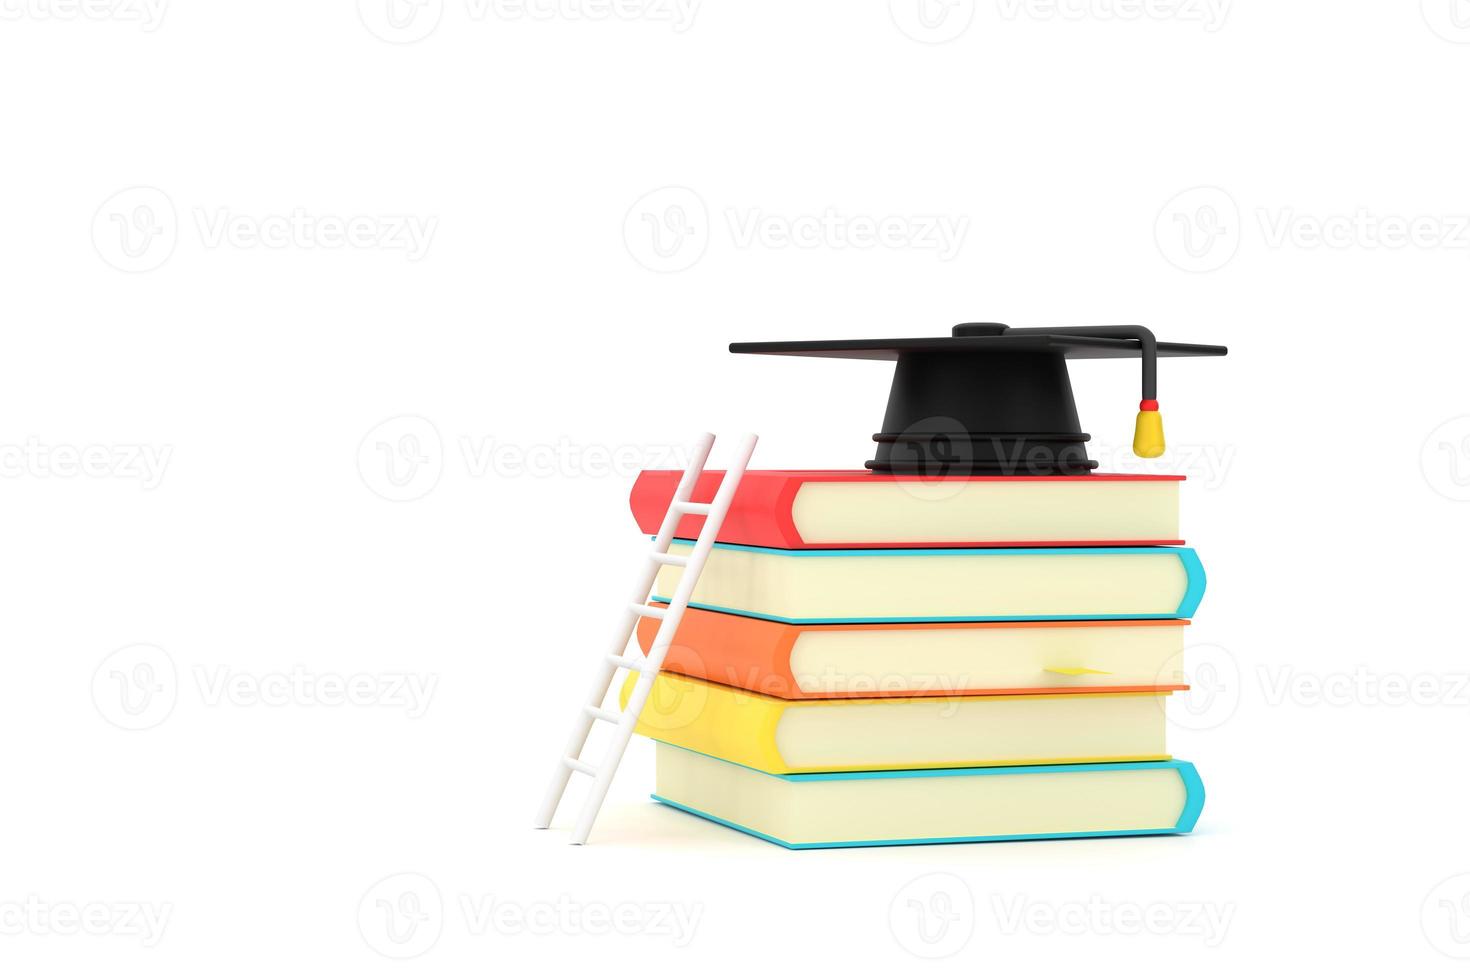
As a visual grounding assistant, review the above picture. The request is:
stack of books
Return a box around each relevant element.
[623,469,1207,849]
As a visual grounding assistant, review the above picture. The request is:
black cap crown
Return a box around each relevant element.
[731,323,1226,476]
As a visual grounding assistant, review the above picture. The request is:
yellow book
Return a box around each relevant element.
[620,672,1169,774]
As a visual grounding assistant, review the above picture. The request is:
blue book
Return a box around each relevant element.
[652,743,1204,849]
[651,541,1205,624]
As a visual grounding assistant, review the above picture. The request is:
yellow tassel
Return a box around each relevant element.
[1133,409,1165,458]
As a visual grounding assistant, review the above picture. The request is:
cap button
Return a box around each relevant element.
[952,322,1009,337]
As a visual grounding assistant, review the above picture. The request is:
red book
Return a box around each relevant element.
[629,470,1184,549]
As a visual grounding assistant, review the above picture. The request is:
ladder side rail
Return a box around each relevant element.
[640,432,757,675]
[532,433,715,831]
[568,433,757,844]
[647,434,715,551]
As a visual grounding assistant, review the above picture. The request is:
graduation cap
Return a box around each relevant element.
[730,323,1227,476]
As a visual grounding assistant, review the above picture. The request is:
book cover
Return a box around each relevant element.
[652,743,1205,849]
[636,605,1189,698]
[650,541,1206,624]
[620,672,1171,774]
[631,469,1184,548]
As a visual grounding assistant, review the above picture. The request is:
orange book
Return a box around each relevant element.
[636,605,1188,699]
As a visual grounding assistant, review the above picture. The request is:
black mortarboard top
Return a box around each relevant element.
[730,323,1226,476]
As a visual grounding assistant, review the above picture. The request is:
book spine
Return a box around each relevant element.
[630,470,804,548]
[635,607,802,698]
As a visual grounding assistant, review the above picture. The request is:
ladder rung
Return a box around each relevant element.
[584,705,622,724]
[534,432,758,845]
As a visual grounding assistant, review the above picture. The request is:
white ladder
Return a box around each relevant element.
[534,432,758,844]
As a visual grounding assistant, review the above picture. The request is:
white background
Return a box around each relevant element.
[4,1,1470,975]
